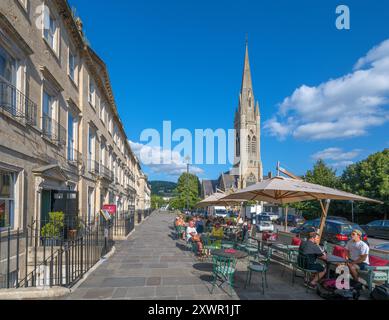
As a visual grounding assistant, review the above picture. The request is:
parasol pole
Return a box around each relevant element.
[284,205,288,232]
[317,199,331,242]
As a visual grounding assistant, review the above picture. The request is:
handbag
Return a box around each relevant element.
[192,234,201,242]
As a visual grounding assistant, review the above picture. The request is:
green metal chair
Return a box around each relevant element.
[292,252,322,292]
[210,255,237,296]
[359,266,389,293]
[245,247,272,294]
[175,225,185,240]
[221,240,235,249]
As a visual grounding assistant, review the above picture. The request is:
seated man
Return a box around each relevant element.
[195,216,204,234]
[345,229,369,281]
[186,219,203,255]
[298,231,327,289]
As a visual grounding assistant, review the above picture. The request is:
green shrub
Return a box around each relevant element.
[41,211,64,238]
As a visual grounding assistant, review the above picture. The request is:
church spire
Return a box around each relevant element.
[241,40,253,92]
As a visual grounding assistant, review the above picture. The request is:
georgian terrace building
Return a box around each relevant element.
[0,0,150,236]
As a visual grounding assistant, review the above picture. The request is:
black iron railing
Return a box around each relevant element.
[112,211,135,238]
[0,81,37,126]
[0,215,114,289]
[41,115,66,145]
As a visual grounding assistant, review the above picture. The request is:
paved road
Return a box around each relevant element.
[63,212,323,300]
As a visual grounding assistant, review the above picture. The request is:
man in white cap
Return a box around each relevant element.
[346,229,370,280]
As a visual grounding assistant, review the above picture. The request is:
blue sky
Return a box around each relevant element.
[69,0,389,182]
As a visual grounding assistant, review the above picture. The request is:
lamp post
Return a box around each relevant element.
[351,200,354,223]
[185,156,190,212]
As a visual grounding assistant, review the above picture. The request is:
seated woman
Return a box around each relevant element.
[186,219,204,255]
[211,223,224,239]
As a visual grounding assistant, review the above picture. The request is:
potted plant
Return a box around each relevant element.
[40,211,64,246]
[67,215,84,240]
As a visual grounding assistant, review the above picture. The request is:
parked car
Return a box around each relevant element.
[374,243,389,251]
[327,216,349,222]
[214,209,229,218]
[361,220,389,240]
[291,218,368,246]
[276,214,305,227]
[256,216,274,232]
[260,212,279,221]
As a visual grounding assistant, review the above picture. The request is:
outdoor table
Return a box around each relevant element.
[212,248,248,260]
[257,239,277,252]
[325,254,347,278]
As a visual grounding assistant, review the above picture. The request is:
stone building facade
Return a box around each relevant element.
[0,0,150,236]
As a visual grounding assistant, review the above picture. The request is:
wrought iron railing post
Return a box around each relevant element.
[6,227,11,289]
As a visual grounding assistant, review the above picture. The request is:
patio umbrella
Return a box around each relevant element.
[196,192,247,207]
[222,176,383,240]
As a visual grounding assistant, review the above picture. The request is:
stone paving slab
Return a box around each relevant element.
[63,212,341,300]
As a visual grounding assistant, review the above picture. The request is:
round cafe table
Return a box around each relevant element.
[212,248,248,260]
[325,254,347,279]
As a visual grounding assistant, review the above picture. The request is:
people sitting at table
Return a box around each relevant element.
[211,222,224,239]
[175,215,186,240]
[241,219,251,241]
[298,231,327,289]
[186,219,204,256]
[345,229,369,281]
[195,216,204,234]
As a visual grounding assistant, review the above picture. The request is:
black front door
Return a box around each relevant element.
[51,190,78,230]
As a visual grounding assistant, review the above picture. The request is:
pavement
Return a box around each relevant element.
[62,212,330,300]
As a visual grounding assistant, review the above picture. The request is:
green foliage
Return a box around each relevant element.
[288,150,388,223]
[305,159,339,188]
[150,181,177,196]
[41,211,64,238]
[169,173,201,210]
[151,195,168,209]
[340,148,389,221]
[289,159,339,218]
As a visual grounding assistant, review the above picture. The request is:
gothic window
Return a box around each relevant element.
[246,173,256,187]
[247,136,251,154]
[251,136,257,155]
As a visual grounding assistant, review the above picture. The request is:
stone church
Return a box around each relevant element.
[202,43,263,197]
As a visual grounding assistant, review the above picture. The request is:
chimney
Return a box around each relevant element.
[268,172,272,179]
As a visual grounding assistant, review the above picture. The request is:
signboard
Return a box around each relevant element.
[102,204,116,216]
[100,209,111,221]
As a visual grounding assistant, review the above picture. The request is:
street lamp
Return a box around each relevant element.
[351,200,354,223]
[185,155,190,211]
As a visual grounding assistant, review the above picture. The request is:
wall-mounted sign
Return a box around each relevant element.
[102,204,116,216]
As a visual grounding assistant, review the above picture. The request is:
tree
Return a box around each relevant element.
[169,173,201,210]
[290,159,340,219]
[305,159,339,188]
[151,195,167,209]
[340,149,389,222]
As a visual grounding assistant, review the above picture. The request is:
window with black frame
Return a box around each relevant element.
[0,170,15,229]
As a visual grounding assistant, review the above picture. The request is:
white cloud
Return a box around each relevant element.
[311,147,361,161]
[129,140,204,177]
[264,39,389,140]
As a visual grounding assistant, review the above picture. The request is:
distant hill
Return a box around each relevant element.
[150,181,177,197]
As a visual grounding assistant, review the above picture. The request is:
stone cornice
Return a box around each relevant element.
[0,12,33,56]
[40,66,64,92]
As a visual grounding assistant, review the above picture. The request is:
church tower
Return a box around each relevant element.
[232,41,263,188]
